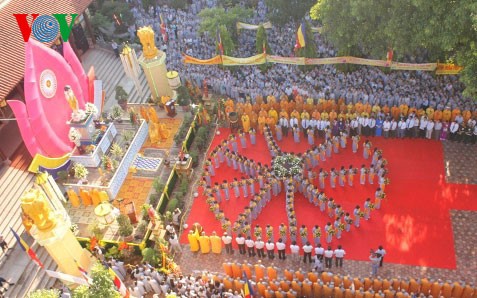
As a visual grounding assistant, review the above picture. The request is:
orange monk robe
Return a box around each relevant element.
[451,282,463,298]
[234,279,244,292]
[275,290,286,298]
[223,277,234,291]
[256,95,264,105]
[353,278,363,291]
[372,279,382,292]
[268,95,276,105]
[252,102,261,114]
[317,102,324,112]
[236,103,245,117]
[363,291,374,298]
[187,232,200,252]
[290,110,301,121]
[223,262,233,277]
[279,109,289,119]
[244,102,253,116]
[302,281,313,297]
[451,108,461,121]
[382,105,390,115]
[419,278,431,295]
[408,107,417,117]
[344,289,354,298]
[346,103,354,113]
[381,279,391,290]
[295,270,305,282]
[284,269,294,281]
[462,110,472,122]
[322,272,332,284]
[258,115,267,133]
[267,266,278,280]
[399,104,409,116]
[280,280,291,292]
[433,109,443,121]
[280,100,289,114]
[286,290,297,298]
[241,263,252,279]
[334,287,344,298]
[259,109,268,118]
[67,188,81,207]
[391,279,400,291]
[148,106,159,123]
[391,106,400,120]
[295,94,304,104]
[198,235,210,253]
[241,114,251,132]
[322,284,332,297]
[441,282,452,298]
[417,108,425,118]
[254,263,266,281]
[250,112,258,130]
[256,282,267,297]
[225,105,234,119]
[383,289,394,298]
[343,276,353,289]
[355,290,365,298]
[364,103,372,115]
[329,110,338,122]
[295,101,304,113]
[269,108,279,123]
[269,281,280,291]
[442,109,452,121]
[139,106,149,122]
[231,262,242,278]
[291,281,302,296]
[308,272,318,283]
[339,102,347,113]
[79,188,92,206]
[287,101,296,114]
[460,284,474,298]
[225,98,234,109]
[400,279,410,293]
[304,102,314,114]
[312,110,321,120]
[273,101,281,112]
[363,278,372,291]
[333,275,342,287]
[426,107,435,120]
[408,278,419,294]
[312,283,323,297]
[355,102,364,114]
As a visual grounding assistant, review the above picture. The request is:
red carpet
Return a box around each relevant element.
[181,128,477,269]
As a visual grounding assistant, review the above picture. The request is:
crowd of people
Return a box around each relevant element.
[125,0,476,119]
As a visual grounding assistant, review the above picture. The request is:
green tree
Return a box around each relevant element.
[198,6,253,42]
[218,25,235,56]
[72,263,121,298]
[311,0,477,99]
[255,25,271,55]
[29,289,61,298]
[265,0,315,25]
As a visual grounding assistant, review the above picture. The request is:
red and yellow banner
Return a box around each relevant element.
[222,53,267,66]
[183,54,222,65]
[435,63,464,75]
[390,62,437,71]
[267,55,306,65]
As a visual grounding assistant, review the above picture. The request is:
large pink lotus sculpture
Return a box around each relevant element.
[9,39,92,158]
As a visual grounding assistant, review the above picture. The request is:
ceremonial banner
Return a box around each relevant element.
[295,21,306,49]
[391,62,437,71]
[222,53,267,66]
[306,57,350,65]
[268,55,306,65]
[236,21,272,30]
[183,54,222,65]
[436,63,463,75]
[346,57,389,67]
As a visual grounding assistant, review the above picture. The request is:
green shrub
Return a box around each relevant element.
[166,198,179,212]
[141,247,159,266]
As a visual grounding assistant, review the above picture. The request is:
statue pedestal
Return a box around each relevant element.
[139,52,173,102]
[68,113,95,143]
[30,217,96,278]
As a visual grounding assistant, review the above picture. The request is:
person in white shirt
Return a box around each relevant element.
[313,255,323,272]
[279,116,289,136]
[334,245,346,268]
[265,240,275,260]
[245,236,255,257]
[324,246,334,269]
[276,239,286,260]
[290,241,300,262]
[419,116,428,138]
[383,119,391,138]
[426,119,434,139]
[169,234,182,254]
[236,234,246,255]
[369,117,376,136]
[255,237,265,258]
[390,119,398,138]
[375,245,386,267]
[222,232,233,255]
[413,116,420,138]
[449,121,459,141]
[314,243,324,261]
[302,242,313,264]
[434,120,443,140]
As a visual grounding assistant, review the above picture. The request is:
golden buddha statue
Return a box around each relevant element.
[21,189,57,231]
[137,26,159,60]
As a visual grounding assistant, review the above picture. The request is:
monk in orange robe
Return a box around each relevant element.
[382,104,390,115]
[355,102,364,115]
[279,109,289,119]
[258,114,267,134]
[269,107,279,123]
[329,110,338,122]
[256,95,264,105]
[442,108,452,121]
[290,109,301,121]
[391,105,400,120]
[250,111,258,130]
[451,108,461,121]
[244,101,253,116]
[433,109,443,121]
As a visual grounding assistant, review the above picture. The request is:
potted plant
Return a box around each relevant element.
[111,105,123,122]
[110,142,124,160]
[72,162,89,183]
[116,214,134,241]
[88,222,102,239]
[122,130,134,148]
[115,85,129,110]
[176,86,191,111]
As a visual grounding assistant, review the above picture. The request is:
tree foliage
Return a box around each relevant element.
[255,25,272,55]
[29,289,61,298]
[265,0,315,25]
[198,6,253,42]
[312,0,477,99]
[218,25,235,56]
[72,263,121,298]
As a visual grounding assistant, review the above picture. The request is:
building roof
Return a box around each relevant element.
[0,0,93,100]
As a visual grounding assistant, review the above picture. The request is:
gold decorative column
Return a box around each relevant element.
[21,188,96,278]
[137,26,173,102]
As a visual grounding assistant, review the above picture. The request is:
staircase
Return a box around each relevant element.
[0,145,57,297]
[81,47,151,111]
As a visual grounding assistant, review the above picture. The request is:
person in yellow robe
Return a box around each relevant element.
[372,104,381,115]
[198,232,210,253]
[250,111,258,130]
[301,110,310,121]
[268,95,276,105]
[290,109,301,121]
[355,102,364,115]
[241,114,251,133]
[188,230,200,252]
[210,231,222,254]
[266,116,276,130]
[256,95,264,105]
[269,107,279,123]
[244,101,253,116]
[279,109,289,119]
[400,104,409,116]
[442,107,452,122]
[426,107,435,120]
[364,103,372,115]
[321,111,329,120]
[258,114,267,134]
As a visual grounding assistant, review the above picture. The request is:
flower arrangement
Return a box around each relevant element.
[68,127,82,147]
[380,192,387,199]
[232,222,241,233]
[215,212,224,221]
[313,229,321,238]
[222,222,230,231]
[72,162,89,180]
[71,109,87,122]
[272,153,303,179]
[101,155,115,171]
[85,102,98,117]
[369,203,375,210]
[254,229,262,238]
[338,223,345,231]
[384,178,391,185]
